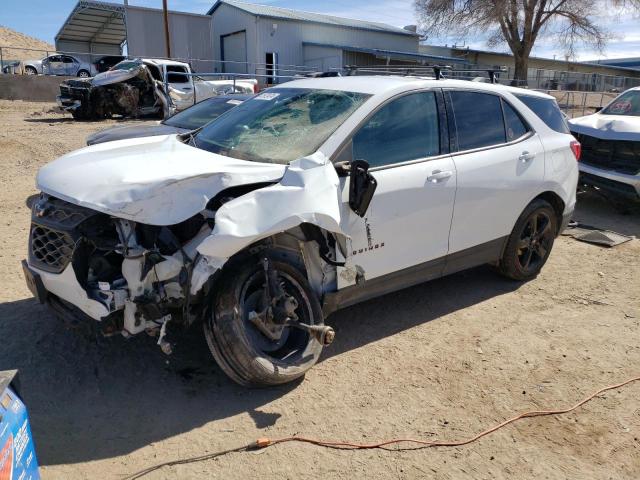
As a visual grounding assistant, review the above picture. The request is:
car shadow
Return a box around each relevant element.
[0,266,518,466]
[24,118,75,124]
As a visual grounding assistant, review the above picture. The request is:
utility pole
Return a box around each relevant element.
[162,0,171,58]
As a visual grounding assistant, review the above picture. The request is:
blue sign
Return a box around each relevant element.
[0,386,40,480]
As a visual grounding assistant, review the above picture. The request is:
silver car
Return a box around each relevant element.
[23,54,95,77]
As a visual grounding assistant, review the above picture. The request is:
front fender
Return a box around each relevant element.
[196,153,349,269]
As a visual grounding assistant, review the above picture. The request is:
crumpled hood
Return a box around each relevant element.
[86,124,189,145]
[569,113,640,141]
[36,135,287,225]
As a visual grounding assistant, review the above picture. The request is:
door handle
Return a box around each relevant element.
[180,87,193,90]
[519,151,535,162]
[427,169,453,183]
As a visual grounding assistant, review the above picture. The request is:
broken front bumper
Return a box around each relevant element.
[579,163,640,200]
[22,260,111,320]
[56,96,81,111]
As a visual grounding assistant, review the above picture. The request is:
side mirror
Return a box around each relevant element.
[348,160,377,217]
[594,106,603,113]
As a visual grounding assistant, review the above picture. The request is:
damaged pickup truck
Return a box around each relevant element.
[57,58,258,120]
[24,76,578,386]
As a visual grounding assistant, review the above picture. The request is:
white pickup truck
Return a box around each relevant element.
[57,58,258,120]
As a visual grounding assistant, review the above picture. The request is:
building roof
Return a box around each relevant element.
[56,0,126,46]
[589,57,640,70]
[425,45,640,75]
[207,0,419,37]
[304,42,467,64]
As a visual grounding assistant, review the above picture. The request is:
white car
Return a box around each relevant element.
[569,87,640,201]
[23,76,579,386]
[57,58,258,120]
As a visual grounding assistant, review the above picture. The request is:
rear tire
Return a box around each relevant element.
[204,251,324,387]
[77,69,90,78]
[499,199,558,281]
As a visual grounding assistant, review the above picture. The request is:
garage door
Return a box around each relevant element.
[221,31,247,73]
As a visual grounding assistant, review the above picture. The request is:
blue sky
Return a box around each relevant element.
[1,0,637,61]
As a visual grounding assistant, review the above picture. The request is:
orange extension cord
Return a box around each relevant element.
[125,375,640,479]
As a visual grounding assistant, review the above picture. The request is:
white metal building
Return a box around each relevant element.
[54,0,462,76]
[206,0,447,75]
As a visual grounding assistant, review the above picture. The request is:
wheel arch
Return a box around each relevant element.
[532,191,565,233]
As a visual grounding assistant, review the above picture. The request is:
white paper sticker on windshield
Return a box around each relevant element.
[226,99,243,105]
[255,92,280,101]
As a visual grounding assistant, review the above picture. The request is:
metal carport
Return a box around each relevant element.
[55,1,126,59]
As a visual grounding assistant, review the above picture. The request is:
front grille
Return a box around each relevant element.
[59,85,71,97]
[29,225,75,273]
[28,195,97,273]
[572,132,640,175]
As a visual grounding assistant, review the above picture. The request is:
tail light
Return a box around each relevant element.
[253,82,260,94]
[570,140,581,161]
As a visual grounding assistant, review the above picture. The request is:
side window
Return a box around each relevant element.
[502,100,529,141]
[145,64,162,81]
[449,91,505,150]
[62,56,76,63]
[352,91,440,168]
[167,72,189,83]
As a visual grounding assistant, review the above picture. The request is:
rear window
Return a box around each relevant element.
[514,94,569,133]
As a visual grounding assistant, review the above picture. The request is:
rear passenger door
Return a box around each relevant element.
[445,90,545,255]
[338,90,456,284]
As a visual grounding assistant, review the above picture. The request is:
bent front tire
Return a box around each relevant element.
[204,253,324,387]
[499,199,558,281]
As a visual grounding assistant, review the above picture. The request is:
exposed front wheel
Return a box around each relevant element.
[204,252,325,387]
[499,199,557,281]
[24,66,37,75]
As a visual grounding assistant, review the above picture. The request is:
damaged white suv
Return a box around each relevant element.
[23,76,579,386]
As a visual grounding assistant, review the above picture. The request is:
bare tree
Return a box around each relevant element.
[414,0,619,83]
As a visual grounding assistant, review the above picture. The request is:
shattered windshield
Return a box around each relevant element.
[602,90,640,116]
[193,88,370,164]
[110,60,143,72]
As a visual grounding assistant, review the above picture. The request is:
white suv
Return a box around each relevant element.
[23,76,579,386]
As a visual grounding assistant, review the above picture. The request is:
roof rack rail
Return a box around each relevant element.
[341,65,508,83]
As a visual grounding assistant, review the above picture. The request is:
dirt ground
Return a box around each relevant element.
[0,99,639,480]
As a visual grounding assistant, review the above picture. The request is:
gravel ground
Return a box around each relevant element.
[0,100,639,480]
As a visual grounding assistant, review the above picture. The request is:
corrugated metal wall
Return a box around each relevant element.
[210,3,418,75]
[211,4,257,73]
[126,6,213,72]
[55,40,121,63]
[256,17,418,68]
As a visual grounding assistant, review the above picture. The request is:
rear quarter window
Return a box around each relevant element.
[514,94,569,134]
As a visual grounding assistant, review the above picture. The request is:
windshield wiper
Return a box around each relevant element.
[178,126,205,147]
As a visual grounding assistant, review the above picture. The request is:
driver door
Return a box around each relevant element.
[337,90,456,287]
[164,65,195,111]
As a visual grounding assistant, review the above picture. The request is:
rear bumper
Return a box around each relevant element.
[579,163,640,200]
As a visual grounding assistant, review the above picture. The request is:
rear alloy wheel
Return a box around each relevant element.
[204,252,326,387]
[499,199,557,281]
[77,70,90,78]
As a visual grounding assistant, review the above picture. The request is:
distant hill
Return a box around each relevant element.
[0,26,55,62]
